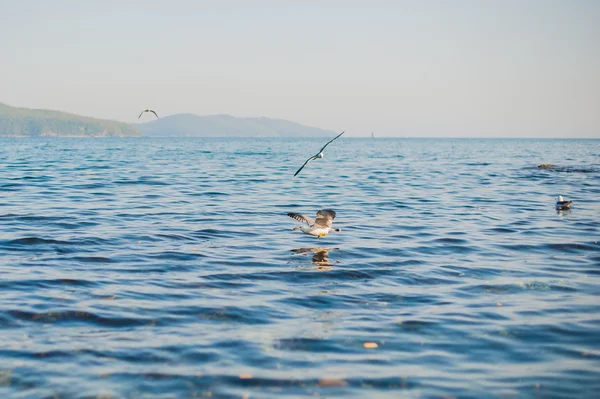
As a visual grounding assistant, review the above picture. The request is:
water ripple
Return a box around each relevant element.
[0,137,599,398]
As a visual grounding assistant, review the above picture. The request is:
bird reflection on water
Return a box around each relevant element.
[556,208,572,217]
[291,247,340,271]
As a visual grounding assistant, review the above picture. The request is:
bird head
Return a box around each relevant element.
[558,195,564,202]
[317,153,324,159]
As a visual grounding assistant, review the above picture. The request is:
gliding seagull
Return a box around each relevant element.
[294,131,344,177]
[288,209,341,239]
[138,109,160,119]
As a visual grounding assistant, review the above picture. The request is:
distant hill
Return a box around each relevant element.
[138,113,336,137]
[0,103,336,138]
[0,102,141,137]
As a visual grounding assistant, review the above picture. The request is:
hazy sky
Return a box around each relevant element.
[1,0,598,137]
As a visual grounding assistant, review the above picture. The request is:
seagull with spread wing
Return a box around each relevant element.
[287,209,341,239]
[138,109,160,119]
[294,131,344,177]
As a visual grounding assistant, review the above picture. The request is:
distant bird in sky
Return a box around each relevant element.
[294,131,344,177]
[138,109,159,120]
[288,209,340,239]
[556,195,572,210]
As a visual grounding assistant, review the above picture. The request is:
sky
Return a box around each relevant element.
[0,0,598,137]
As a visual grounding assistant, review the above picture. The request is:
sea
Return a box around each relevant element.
[0,137,599,399]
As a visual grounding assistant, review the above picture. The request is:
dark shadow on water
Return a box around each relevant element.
[526,164,600,173]
[291,247,340,271]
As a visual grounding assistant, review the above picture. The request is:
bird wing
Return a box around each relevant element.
[138,110,145,119]
[287,213,314,226]
[314,209,336,228]
[150,110,159,119]
[318,131,345,154]
[294,155,318,177]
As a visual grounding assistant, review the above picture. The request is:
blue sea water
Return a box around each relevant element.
[0,137,599,398]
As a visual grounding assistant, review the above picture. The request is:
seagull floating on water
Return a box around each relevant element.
[288,209,341,239]
[294,131,344,177]
[556,195,572,210]
[138,109,160,119]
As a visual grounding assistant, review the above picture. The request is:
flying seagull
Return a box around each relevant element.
[294,131,344,177]
[288,209,341,239]
[556,195,572,210]
[138,109,159,119]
